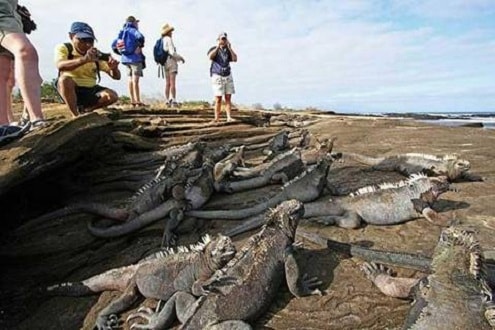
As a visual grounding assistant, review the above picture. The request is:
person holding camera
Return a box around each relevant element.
[55,22,121,117]
[207,32,237,122]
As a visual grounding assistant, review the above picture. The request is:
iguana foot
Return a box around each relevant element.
[95,314,121,330]
[301,273,323,296]
[484,300,495,327]
[127,307,161,330]
[360,262,393,282]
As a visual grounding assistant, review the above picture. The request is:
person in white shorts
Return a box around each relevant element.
[207,32,237,122]
[161,23,185,107]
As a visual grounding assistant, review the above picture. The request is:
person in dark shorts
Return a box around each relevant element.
[54,22,121,117]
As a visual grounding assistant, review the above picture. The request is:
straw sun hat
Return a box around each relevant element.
[161,24,174,36]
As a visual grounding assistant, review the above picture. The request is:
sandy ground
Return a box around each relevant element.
[1,105,494,329]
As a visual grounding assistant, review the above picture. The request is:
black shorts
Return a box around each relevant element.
[75,85,107,108]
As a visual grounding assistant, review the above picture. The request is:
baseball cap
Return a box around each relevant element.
[126,16,140,23]
[69,22,96,39]
[218,32,228,40]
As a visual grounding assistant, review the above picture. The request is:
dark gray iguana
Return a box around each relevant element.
[214,148,305,193]
[186,155,333,220]
[17,142,204,233]
[44,234,236,330]
[127,199,322,330]
[343,152,482,182]
[87,159,216,239]
[303,173,453,228]
[360,226,495,329]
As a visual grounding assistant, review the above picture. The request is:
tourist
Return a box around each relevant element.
[112,16,145,107]
[160,23,185,107]
[0,0,45,145]
[207,32,237,122]
[55,22,121,117]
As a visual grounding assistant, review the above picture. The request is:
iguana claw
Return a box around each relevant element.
[360,262,393,282]
[127,306,162,330]
[301,273,323,296]
[94,314,121,330]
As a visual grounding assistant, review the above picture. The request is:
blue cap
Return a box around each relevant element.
[69,22,96,39]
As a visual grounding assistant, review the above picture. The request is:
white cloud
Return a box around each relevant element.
[21,0,495,112]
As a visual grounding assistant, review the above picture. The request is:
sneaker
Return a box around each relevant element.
[29,119,49,131]
[167,99,173,107]
[0,123,30,146]
[171,101,179,108]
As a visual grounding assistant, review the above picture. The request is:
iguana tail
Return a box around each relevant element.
[296,230,431,272]
[16,203,130,233]
[186,197,278,220]
[44,264,140,296]
[343,152,384,166]
[88,199,184,238]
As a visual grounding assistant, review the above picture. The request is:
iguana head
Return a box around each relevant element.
[266,199,304,239]
[206,234,236,269]
[431,227,489,294]
[428,176,452,199]
[446,158,471,180]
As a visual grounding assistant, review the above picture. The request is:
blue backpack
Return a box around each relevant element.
[153,38,169,65]
[113,28,138,55]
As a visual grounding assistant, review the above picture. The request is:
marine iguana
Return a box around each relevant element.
[360,226,495,329]
[343,152,482,182]
[212,145,246,183]
[303,173,453,228]
[44,234,236,330]
[127,199,322,329]
[186,155,332,220]
[17,142,205,233]
[87,159,216,239]
[215,148,305,193]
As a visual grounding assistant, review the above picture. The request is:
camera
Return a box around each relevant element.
[96,51,111,61]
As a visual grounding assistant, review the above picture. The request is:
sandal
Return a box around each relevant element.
[29,119,50,131]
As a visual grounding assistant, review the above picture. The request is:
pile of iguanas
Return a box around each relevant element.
[19,124,492,329]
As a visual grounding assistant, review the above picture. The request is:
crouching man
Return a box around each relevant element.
[55,22,120,117]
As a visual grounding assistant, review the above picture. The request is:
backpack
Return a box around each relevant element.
[153,38,169,65]
[113,28,138,56]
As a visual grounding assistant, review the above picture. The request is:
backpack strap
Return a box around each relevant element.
[59,42,101,82]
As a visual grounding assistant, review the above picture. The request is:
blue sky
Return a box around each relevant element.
[24,0,495,112]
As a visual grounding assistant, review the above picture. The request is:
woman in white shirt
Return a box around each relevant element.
[161,23,185,107]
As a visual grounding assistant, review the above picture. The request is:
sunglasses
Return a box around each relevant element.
[78,37,94,43]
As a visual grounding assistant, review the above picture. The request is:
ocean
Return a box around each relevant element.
[378,112,495,129]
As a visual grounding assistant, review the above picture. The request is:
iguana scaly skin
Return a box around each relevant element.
[303,174,453,228]
[212,145,245,183]
[215,148,305,193]
[17,142,204,233]
[44,234,236,330]
[87,159,216,239]
[186,155,332,220]
[127,199,322,330]
[344,152,481,182]
[361,226,495,329]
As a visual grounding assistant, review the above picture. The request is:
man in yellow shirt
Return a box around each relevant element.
[55,22,121,117]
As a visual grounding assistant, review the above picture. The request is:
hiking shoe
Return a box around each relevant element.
[0,123,30,146]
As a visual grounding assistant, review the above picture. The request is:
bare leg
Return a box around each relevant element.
[225,94,233,121]
[132,75,141,104]
[56,76,79,117]
[0,56,11,124]
[169,72,177,101]
[164,72,171,101]
[5,59,15,122]
[85,89,118,112]
[214,96,222,121]
[128,77,136,104]
[1,33,43,121]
